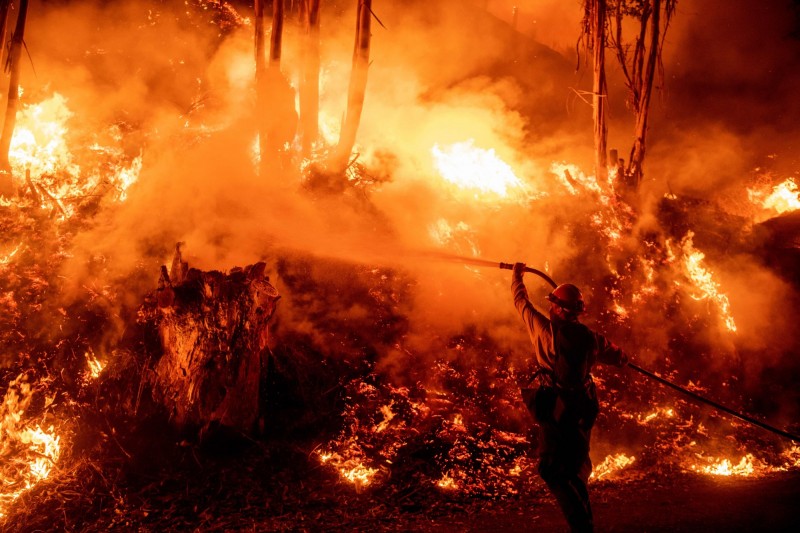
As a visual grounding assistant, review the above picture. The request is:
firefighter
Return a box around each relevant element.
[511,263,627,533]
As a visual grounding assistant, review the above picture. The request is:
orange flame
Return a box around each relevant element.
[85,350,106,380]
[432,140,527,200]
[748,178,800,217]
[318,448,380,488]
[688,454,759,477]
[669,232,737,332]
[9,93,79,182]
[8,93,141,215]
[0,375,62,518]
[590,453,636,481]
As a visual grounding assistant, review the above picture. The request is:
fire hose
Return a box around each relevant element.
[496,260,800,443]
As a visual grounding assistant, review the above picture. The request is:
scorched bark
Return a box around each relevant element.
[150,252,280,435]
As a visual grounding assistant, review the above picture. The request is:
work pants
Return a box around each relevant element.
[528,384,598,533]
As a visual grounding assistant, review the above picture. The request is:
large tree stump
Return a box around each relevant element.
[150,247,280,436]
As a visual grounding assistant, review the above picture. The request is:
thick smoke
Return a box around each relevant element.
[16,0,800,423]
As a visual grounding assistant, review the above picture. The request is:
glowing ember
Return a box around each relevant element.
[432,140,526,199]
[436,473,458,490]
[340,463,379,487]
[782,445,800,469]
[637,406,676,425]
[670,231,737,332]
[590,453,636,481]
[375,403,395,433]
[0,375,62,518]
[748,178,800,216]
[317,448,381,489]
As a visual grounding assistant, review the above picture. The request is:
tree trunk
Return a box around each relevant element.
[256,0,297,176]
[332,0,372,173]
[627,0,661,189]
[269,0,285,67]
[254,0,268,168]
[151,251,280,436]
[299,0,321,157]
[0,0,28,196]
[590,0,608,183]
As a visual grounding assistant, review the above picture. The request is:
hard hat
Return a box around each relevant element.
[547,283,585,314]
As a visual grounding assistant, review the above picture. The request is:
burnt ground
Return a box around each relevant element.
[5,435,800,533]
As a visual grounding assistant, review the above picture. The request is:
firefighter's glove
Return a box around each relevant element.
[512,262,527,277]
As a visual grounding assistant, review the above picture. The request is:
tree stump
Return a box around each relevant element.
[150,247,280,436]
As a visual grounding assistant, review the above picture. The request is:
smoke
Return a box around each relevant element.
[12,0,800,415]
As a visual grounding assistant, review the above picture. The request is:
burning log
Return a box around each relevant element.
[148,246,280,438]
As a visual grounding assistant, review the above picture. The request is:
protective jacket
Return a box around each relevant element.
[512,270,626,391]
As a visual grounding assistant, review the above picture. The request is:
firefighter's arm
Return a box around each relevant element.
[596,334,629,367]
[512,263,549,333]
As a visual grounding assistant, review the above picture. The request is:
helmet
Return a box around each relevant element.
[547,283,585,314]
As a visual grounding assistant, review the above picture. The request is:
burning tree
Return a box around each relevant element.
[581,0,677,192]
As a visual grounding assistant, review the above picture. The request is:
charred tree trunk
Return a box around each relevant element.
[299,0,321,157]
[151,248,280,436]
[0,0,28,196]
[332,0,372,173]
[627,0,661,189]
[587,0,608,183]
[609,0,675,192]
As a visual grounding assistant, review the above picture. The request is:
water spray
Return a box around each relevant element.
[431,251,800,443]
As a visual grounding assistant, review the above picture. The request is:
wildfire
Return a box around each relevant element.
[431,140,527,200]
[7,93,142,215]
[747,177,800,217]
[689,454,759,477]
[669,231,737,332]
[10,93,79,182]
[0,375,62,518]
[590,453,636,481]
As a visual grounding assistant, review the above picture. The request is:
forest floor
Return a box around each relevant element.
[6,436,800,533]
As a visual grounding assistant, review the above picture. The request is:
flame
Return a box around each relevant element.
[431,140,526,200]
[318,449,380,488]
[9,93,80,183]
[85,351,106,379]
[375,403,395,433]
[782,445,800,469]
[550,162,603,195]
[436,473,458,490]
[114,155,143,202]
[689,454,758,477]
[670,231,737,332]
[0,375,62,518]
[6,93,141,216]
[590,453,636,481]
[340,463,379,487]
[748,178,800,216]
[0,244,22,266]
